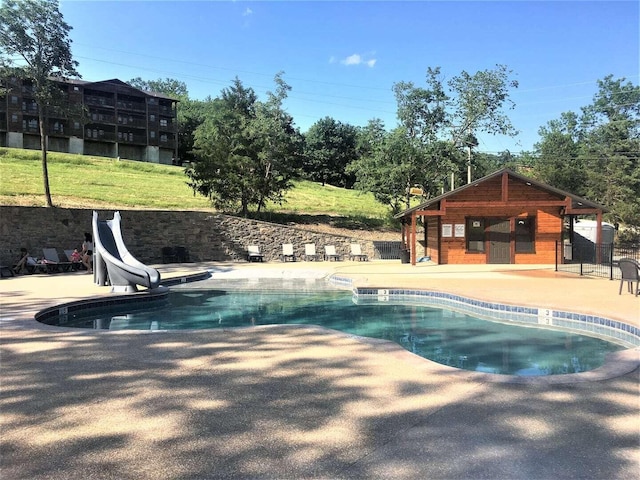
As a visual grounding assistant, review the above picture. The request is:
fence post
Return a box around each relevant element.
[555,241,559,272]
[609,243,614,280]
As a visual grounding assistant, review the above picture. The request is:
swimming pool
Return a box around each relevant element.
[39,283,628,376]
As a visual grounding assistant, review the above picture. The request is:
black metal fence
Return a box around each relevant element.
[556,242,640,279]
[372,241,402,260]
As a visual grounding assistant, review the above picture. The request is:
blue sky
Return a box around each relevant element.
[60,1,638,154]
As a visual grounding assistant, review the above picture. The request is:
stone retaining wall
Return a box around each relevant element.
[0,206,381,266]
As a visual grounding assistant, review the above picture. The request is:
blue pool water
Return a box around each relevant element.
[41,286,625,376]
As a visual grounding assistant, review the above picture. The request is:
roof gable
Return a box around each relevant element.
[395,167,607,218]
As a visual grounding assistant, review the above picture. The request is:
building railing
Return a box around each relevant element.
[556,241,640,280]
[116,100,146,113]
[85,96,115,108]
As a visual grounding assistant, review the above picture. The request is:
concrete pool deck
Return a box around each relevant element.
[1,261,639,479]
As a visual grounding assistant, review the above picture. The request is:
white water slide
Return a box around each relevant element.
[92,211,161,292]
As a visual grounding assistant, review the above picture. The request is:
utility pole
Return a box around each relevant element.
[467,144,472,184]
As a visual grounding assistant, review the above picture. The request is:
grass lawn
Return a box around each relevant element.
[0,147,395,229]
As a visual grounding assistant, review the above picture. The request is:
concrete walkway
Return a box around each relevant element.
[1,261,639,479]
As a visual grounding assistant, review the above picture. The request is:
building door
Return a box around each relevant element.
[488,219,511,264]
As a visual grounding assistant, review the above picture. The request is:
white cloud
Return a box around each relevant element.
[243,7,253,16]
[337,53,377,68]
[342,54,363,66]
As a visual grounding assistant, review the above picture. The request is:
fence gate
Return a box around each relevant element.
[373,241,401,260]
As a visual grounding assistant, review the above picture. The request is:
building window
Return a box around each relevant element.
[11,113,18,123]
[466,218,485,253]
[150,131,156,139]
[160,118,167,127]
[73,86,79,91]
[149,114,155,122]
[11,95,18,104]
[515,217,535,253]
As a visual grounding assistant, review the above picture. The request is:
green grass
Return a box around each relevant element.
[0,147,394,228]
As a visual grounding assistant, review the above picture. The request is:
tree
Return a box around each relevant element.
[0,0,80,207]
[447,64,519,145]
[531,75,640,228]
[532,112,586,194]
[580,76,640,227]
[127,77,189,100]
[187,75,302,215]
[303,117,359,188]
[250,72,303,211]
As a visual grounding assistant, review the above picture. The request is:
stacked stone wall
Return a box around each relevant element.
[0,206,379,266]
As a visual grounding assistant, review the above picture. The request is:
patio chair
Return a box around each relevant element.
[247,245,264,262]
[41,248,73,273]
[324,245,343,261]
[281,243,296,262]
[349,243,368,261]
[304,243,318,261]
[618,258,640,296]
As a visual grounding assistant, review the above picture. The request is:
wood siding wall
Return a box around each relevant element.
[437,207,562,264]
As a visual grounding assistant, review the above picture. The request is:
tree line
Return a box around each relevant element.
[1,0,638,238]
[150,70,638,237]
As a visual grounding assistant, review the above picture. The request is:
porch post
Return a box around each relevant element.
[411,212,417,265]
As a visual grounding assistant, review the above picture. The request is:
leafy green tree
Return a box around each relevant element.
[250,73,303,211]
[532,112,586,195]
[447,64,519,145]
[176,97,214,162]
[303,116,359,187]
[187,75,301,215]
[127,77,189,100]
[531,75,639,229]
[580,76,640,227]
[350,66,517,213]
[0,0,80,207]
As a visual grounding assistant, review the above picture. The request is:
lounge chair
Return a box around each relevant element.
[349,243,368,261]
[618,258,640,296]
[324,245,343,261]
[41,248,73,273]
[0,265,14,278]
[304,244,318,261]
[247,245,264,262]
[281,244,296,262]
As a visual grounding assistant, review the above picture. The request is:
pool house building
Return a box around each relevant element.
[395,168,608,265]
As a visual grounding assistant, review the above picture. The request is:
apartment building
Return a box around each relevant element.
[0,76,178,164]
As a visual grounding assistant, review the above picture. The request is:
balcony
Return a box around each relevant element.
[89,110,116,124]
[85,127,116,142]
[116,100,146,113]
[85,95,115,108]
[117,115,147,128]
[159,105,175,115]
[118,131,147,145]
[48,120,69,137]
[22,103,38,114]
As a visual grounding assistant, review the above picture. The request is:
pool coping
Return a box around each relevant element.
[29,270,640,385]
